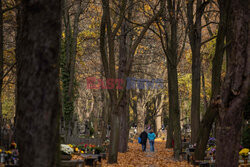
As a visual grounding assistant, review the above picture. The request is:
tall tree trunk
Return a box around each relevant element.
[101,88,110,142]
[190,37,201,144]
[68,0,81,101]
[216,0,249,166]
[166,102,173,148]
[61,0,81,133]
[155,108,162,133]
[118,92,129,152]
[163,1,182,158]
[187,0,205,144]
[201,69,208,115]
[155,94,164,134]
[108,104,120,163]
[0,0,4,146]
[130,89,138,127]
[167,61,181,159]
[118,20,130,153]
[15,0,61,166]
[194,0,231,160]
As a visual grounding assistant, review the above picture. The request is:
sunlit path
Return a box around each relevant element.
[102,140,192,167]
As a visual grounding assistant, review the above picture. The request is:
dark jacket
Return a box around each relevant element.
[140,131,148,144]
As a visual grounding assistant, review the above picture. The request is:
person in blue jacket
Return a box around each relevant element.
[148,129,156,152]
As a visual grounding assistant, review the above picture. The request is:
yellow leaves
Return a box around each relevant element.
[5,151,12,154]
[132,96,137,101]
[144,4,151,12]
[239,148,249,156]
[142,3,153,17]
[112,23,117,30]
[79,30,98,39]
[135,45,148,57]
[62,32,65,39]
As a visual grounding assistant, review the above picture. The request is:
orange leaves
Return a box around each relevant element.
[102,140,192,167]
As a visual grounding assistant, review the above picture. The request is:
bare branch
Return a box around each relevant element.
[201,35,217,46]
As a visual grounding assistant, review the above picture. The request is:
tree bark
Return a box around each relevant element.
[194,0,231,160]
[61,0,82,133]
[216,0,250,166]
[162,0,182,159]
[118,92,129,152]
[130,89,138,127]
[167,61,181,159]
[108,105,120,163]
[118,20,130,153]
[101,88,110,142]
[187,0,206,144]
[0,0,4,146]
[201,69,208,115]
[15,0,61,166]
[190,27,201,145]
[137,95,147,133]
[155,108,162,133]
[166,108,173,148]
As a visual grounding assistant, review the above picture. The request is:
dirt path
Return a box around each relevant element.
[102,139,193,167]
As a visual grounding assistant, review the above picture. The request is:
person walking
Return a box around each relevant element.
[148,129,156,152]
[139,129,148,152]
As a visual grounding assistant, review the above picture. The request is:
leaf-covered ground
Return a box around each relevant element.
[102,139,192,167]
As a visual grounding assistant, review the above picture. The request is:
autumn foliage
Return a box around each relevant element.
[102,140,192,167]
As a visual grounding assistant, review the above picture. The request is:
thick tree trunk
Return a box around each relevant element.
[194,0,231,160]
[0,0,3,146]
[190,43,201,144]
[118,20,130,152]
[108,104,120,163]
[163,2,182,157]
[15,0,61,167]
[216,0,249,166]
[166,83,173,148]
[167,61,181,159]
[118,93,129,152]
[166,97,174,148]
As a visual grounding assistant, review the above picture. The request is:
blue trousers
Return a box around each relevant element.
[149,140,154,152]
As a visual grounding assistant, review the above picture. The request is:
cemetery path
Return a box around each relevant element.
[102,139,192,167]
